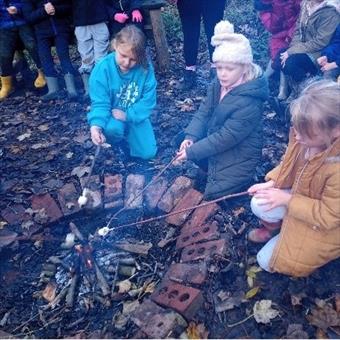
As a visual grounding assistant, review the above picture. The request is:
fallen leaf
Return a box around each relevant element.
[253,300,279,324]
[17,131,31,141]
[38,124,49,131]
[246,266,262,288]
[122,300,140,315]
[117,279,132,294]
[232,206,245,217]
[31,142,51,150]
[21,220,34,230]
[286,323,309,339]
[0,221,8,229]
[66,152,74,159]
[0,229,18,248]
[142,280,157,295]
[291,293,307,306]
[316,328,329,339]
[113,312,128,330]
[186,321,209,339]
[246,287,260,299]
[335,294,340,313]
[73,133,89,144]
[71,166,91,179]
[176,98,195,112]
[307,301,340,330]
[42,282,57,302]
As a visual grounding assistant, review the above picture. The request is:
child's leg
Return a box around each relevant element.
[250,195,287,223]
[104,118,126,144]
[91,23,110,63]
[54,33,75,75]
[75,26,95,74]
[282,53,317,82]
[127,120,157,160]
[18,25,42,70]
[37,36,58,77]
[0,28,17,76]
[256,234,280,271]
[201,0,226,62]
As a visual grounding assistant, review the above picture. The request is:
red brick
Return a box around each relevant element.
[164,263,207,285]
[104,174,123,209]
[151,280,204,320]
[144,177,168,210]
[176,221,220,249]
[181,202,219,232]
[131,299,187,339]
[158,176,192,212]
[31,193,63,223]
[141,311,187,338]
[1,204,30,225]
[57,183,80,216]
[165,189,203,226]
[80,175,102,209]
[181,239,227,263]
[124,174,145,209]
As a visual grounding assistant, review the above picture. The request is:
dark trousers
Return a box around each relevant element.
[177,0,226,66]
[282,53,317,82]
[37,33,75,77]
[0,25,41,76]
[109,20,144,37]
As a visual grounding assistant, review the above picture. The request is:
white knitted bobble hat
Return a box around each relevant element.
[211,20,253,64]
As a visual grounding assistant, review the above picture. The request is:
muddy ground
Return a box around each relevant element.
[0,2,339,339]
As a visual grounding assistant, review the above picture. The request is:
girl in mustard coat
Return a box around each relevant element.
[248,79,340,277]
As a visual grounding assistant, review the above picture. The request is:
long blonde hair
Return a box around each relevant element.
[112,25,148,69]
[290,79,340,142]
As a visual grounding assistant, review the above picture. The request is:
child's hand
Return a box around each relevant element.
[280,51,289,67]
[7,6,18,14]
[112,109,127,122]
[90,126,106,145]
[179,139,193,151]
[131,9,143,22]
[248,180,275,195]
[317,55,328,67]
[114,12,129,23]
[173,148,188,165]
[44,2,55,15]
[254,188,292,211]
[320,61,337,72]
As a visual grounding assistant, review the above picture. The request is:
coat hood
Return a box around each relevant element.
[227,75,269,103]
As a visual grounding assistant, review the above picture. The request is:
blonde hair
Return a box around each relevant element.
[243,63,263,82]
[290,79,340,142]
[112,25,148,69]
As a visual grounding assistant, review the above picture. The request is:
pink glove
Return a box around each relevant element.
[131,9,143,23]
[114,12,129,23]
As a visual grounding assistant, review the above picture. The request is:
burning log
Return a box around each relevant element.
[65,274,79,309]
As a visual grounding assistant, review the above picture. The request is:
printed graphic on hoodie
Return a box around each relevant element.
[116,82,140,109]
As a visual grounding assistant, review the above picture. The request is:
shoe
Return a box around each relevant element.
[42,76,60,101]
[0,76,13,100]
[64,73,78,100]
[248,227,273,243]
[181,69,197,91]
[268,96,285,116]
[81,72,90,99]
[277,72,288,100]
[34,69,46,88]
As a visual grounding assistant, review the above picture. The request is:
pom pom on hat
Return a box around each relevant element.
[211,20,253,64]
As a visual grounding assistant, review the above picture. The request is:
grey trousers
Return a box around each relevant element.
[75,22,109,74]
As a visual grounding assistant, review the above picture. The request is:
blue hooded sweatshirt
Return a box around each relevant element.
[88,52,157,129]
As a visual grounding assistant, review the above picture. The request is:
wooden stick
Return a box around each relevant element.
[94,263,110,296]
[112,191,249,231]
[69,222,85,242]
[65,274,78,308]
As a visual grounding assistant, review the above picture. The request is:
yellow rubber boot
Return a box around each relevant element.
[0,76,13,100]
[34,69,46,88]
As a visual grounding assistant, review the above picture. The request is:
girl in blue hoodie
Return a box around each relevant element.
[88,25,157,160]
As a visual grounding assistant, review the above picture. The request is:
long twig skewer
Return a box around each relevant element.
[100,190,249,236]
[103,155,179,230]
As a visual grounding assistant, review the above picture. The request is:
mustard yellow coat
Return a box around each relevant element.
[265,133,340,277]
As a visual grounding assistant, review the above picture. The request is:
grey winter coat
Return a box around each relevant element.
[287,2,340,61]
[185,76,269,200]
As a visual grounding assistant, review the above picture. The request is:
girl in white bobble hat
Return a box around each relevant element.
[175,20,269,200]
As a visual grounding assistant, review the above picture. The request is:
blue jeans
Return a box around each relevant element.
[37,33,75,77]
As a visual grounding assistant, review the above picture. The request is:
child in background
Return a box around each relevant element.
[175,21,269,200]
[22,0,77,100]
[317,24,340,81]
[109,0,143,36]
[88,25,157,160]
[254,0,301,99]
[248,79,340,277]
[0,0,45,100]
[72,0,111,99]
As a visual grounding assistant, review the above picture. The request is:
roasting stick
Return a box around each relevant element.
[99,154,180,234]
[98,190,249,236]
